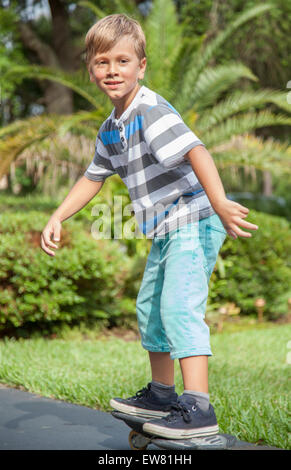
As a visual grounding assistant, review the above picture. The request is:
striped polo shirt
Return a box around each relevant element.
[84,85,215,238]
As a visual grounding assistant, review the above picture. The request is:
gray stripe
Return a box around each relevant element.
[84,170,107,182]
[129,172,189,202]
[106,141,122,156]
[150,123,193,153]
[127,127,144,148]
[93,153,115,172]
[143,102,177,125]
[127,152,155,175]
[110,151,154,176]
[162,141,205,168]
[115,165,127,179]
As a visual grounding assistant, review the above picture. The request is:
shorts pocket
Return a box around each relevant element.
[203,216,227,277]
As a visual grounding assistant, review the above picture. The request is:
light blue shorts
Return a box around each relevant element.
[136,213,227,360]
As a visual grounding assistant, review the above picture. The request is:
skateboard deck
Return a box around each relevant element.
[111,410,237,450]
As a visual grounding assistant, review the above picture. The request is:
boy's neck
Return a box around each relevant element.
[113,83,141,120]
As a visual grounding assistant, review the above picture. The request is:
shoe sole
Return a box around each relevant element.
[143,422,219,439]
[110,398,170,418]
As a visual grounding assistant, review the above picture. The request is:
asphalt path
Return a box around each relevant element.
[0,384,282,451]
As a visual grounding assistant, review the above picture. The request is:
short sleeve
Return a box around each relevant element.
[142,103,205,169]
[84,135,116,181]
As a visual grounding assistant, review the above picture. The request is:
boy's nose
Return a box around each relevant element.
[108,63,118,76]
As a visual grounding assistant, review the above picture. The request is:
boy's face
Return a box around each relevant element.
[88,36,146,114]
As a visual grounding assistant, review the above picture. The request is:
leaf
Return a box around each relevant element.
[177,62,258,113]
[196,89,290,132]
[4,65,102,109]
[178,3,275,111]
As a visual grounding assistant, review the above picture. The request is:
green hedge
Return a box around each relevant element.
[214,210,291,319]
[0,196,290,337]
[0,210,141,335]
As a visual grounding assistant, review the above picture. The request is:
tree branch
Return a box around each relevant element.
[17,20,59,67]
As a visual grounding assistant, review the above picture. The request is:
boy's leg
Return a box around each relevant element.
[149,351,175,386]
[143,218,226,438]
[109,351,177,417]
[110,239,178,417]
[179,355,208,393]
[179,355,210,412]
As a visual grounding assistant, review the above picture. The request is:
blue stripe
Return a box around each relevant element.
[183,190,204,197]
[100,129,120,146]
[142,189,204,234]
[125,115,144,139]
[165,101,179,114]
[100,115,144,146]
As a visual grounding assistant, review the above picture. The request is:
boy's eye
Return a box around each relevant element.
[94,58,129,67]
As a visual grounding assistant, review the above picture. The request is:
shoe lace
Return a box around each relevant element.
[133,385,151,399]
[165,401,194,424]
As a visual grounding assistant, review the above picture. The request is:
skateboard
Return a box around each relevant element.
[111,410,238,450]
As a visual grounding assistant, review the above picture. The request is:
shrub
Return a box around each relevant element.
[0,210,138,336]
[0,196,290,337]
[212,209,291,320]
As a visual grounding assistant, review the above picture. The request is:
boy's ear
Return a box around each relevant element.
[87,63,94,82]
[139,57,147,80]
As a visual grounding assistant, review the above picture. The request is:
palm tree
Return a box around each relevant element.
[1,0,291,193]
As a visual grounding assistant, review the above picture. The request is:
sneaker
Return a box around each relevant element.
[110,383,178,418]
[143,394,219,439]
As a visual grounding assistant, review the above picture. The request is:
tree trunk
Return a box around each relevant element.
[263,170,272,196]
[17,0,79,115]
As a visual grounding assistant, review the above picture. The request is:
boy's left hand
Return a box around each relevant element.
[214,198,259,240]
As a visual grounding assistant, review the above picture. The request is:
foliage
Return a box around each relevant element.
[0,0,291,190]
[214,209,291,319]
[0,210,140,335]
[179,0,291,93]
[0,6,28,100]
[0,196,290,336]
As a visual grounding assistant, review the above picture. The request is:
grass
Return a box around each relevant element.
[0,323,290,449]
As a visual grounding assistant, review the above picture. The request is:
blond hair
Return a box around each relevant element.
[85,14,146,68]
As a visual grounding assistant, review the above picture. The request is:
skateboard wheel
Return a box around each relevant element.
[128,430,149,450]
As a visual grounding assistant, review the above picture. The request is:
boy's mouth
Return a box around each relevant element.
[104,81,123,89]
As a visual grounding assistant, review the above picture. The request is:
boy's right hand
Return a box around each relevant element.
[40,216,62,257]
[214,198,259,240]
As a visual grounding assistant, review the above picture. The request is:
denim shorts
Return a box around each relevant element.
[136,213,227,360]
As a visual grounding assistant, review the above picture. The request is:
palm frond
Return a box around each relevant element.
[0,115,61,179]
[0,119,33,139]
[201,110,291,147]
[0,110,107,179]
[267,92,291,114]
[143,0,182,97]
[196,89,290,132]
[176,62,258,114]
[179,3,275,108]
[210,134,291,175]
[4,65,102,109]
[57,110,106,137]
[168,35,205,103]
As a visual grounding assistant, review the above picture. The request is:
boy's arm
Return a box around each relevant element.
[184,146,259,239]
[41,176,104,256]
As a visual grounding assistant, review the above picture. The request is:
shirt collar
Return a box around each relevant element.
[111,85,146,124]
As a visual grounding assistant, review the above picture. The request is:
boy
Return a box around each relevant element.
[41,14,258,439]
